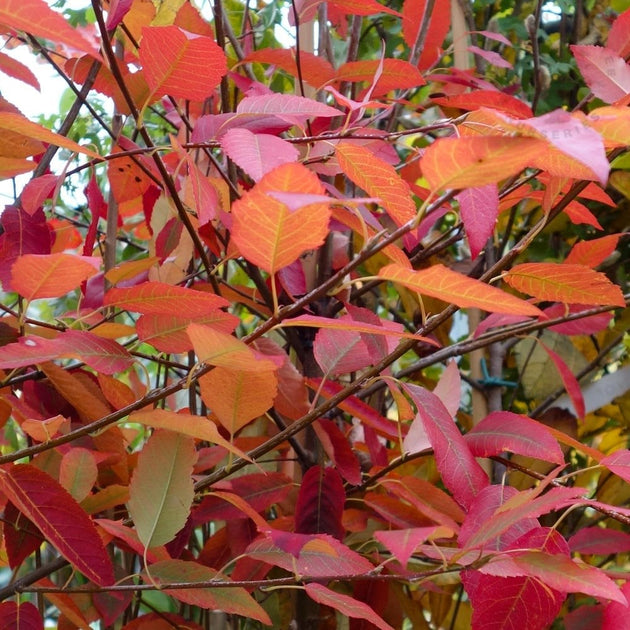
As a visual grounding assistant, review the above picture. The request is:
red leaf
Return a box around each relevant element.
[335,59,425,96]
[432,90,533,118]
[0,601,43,630]
[607,9,630,58]
[21,174,58,216]
[221,128,299,182]
[544,304,612,336]
[401,383,489,509]
[4,501,43,569]
[463,528,567,630]
[402,0,450,70]
[314,419,362,485]
[381,263,543,316]
[329,0,400,17]
[314,326,372,376]
[104,282,229,316]
[503,262,626,307]
[0,464,114,585]
[457,184,499,259]
[374,526,451,567]
[569,527,630,555]
[0,0,95,56]
[603,582,630,629]
[601,449,630,483]
[0,330,133,375]
[140,26,227,101]
[295,466,346,540]
[305,583,395,630]
[146,560,271,624]
[540,341,586,418]
[336,142,416,227]
[0,50,40,91]
[11,254,100,300]
[465,411,564,464]
[571,44,630,103]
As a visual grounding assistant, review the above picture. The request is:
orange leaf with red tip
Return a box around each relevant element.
[231,163,331,274]
[380,263,543,315]
[11,254,100,300]
[336,142,416,227]
[140,26,227,102]
[335,59,424,96]
[503,263,626,307]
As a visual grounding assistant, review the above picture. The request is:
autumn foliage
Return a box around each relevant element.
[1,0,630,628]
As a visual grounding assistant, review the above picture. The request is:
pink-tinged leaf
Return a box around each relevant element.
[569,527,630,555]
[307,378,400,439]
[130,408,253,463]
[305,583,395,630]
[59,448,98,503]
[140,26,227,101]
[0,50,39,90]
[146,560,271,624]
[601,449,630,483]
[512,551,626,604]
[463,486,585,551]
[192,489,270,533]
[184,156,220,225]
[336,142,416,227]
[544,303,612,336]
[539,340,585,418]
[473,312,533,339]
[0,329,133,375]
[314,420,362,485]
[571,45,630,104]
[119,613,205,630]
[468,45,512,68]
[136,311,238,354]
[463,528,567,630]
[105,0,132,29]
[607,9,630,58]
[565,233,624,267]
[314,326,371,376]
[459,486,539,551]
[422,135,546,191]
[432,360,461,418]
[517,109,610,185]
[465,411,564,464]
[104,282,229,316]
[401,383,488,509]
[431,90,533,118]
[11,254,99,299]
[381,263,543,316]
[247,531,374,576]
[503,263,626,307]
[199,366,277,435]
[221,128,298,182]
[375,526,451,568]
[0,464,114,585]
[457,184,499,259]
[231,163,331,274]
[0,601,43,630]
[128,430,196,549]
[295,466,346,540]
[192,472,292,525]
[236,93,340,124]
[603,582,630,629]
[0,0,95,56]
[192,112,292,142]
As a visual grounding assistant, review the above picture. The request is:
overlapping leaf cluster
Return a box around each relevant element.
[0,0,629,628]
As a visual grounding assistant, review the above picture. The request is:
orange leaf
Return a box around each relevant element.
[0,50,39,90]
[0,112,101,159]
[199,366,277,435]
[380,263,543,315]
[140,26,227,101]
[503,263,626,307]
[0,156,36,178]
[0,0,96,57]
[245,48,335,88]
[564,234,624,268]
[421,136,546,191]
[231,163,331,274]
[11,254,100,300]
[187,323,277,372]
[335,59,424,96]
[335,142,417,227]
[104,282,229,316]
[130,409,253,463]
